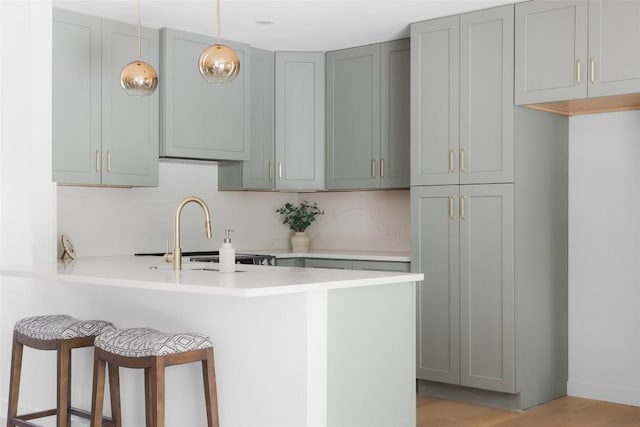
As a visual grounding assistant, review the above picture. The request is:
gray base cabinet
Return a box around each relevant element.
[276,257,410,272]
[326,40,409,190]
[53,9,159,187]
[160,28,250,161]
[515,0,640,105]
[411,5,513,187]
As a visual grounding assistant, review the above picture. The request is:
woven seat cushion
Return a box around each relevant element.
[95,327,213,358]
[15,314,115,341]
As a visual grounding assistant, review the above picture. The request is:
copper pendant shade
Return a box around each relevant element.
[120,0,158,96]
[198,0,240,84]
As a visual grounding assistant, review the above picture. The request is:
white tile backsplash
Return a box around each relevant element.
[57,162,410,256]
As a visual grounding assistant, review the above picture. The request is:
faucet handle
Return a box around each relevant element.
[163,239,173,263]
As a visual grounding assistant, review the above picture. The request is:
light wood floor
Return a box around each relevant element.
[417,395,640,426]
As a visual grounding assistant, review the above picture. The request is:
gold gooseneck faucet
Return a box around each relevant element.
[170,196,212,271]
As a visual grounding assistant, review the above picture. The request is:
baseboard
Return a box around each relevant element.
[568,381,640,407]
[417,380,523,411]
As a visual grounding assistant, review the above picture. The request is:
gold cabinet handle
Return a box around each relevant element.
[107,151,111,173]
[380,158,385,178]
[576,59,583,86]
[96,150,100,172]
[448,149,455,173]
[590,57,596,84]
[460,149,466,173]
[449,196,455,220]
[371,159,376,178]
[278,162,283,180]
[460,196,466,220]
[268,161,273,180]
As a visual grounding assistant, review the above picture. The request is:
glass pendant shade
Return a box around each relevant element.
[198,44,240,84]
[120,60,158,96]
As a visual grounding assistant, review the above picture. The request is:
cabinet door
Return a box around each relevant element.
[460,6,514,185]
[380,39,410,189]
[243,48,275,190]
[326,44,381,190]
[411,186,460,384]
[304,258,353,270]
[353,260,410,273]
[459,184,515,393]
[411,17,460,186]
[160,28,250,161]
[275,52,325,190]
[588,0,640,97]
[101,19,159,187]
[515,1,588,104]
[52,10,101,185]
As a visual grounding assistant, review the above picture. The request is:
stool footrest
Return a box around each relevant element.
[9,407,115,427]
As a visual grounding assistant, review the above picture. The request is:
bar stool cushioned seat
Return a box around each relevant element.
[7,314,117,427]
[91,327,219,427]
[15,314,114,341]
[95,327,212,357]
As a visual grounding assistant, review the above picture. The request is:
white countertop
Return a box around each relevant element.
[1,256,422,298]
[247,249,411,262]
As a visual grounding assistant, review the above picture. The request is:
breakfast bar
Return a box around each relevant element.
[1,257,421,427]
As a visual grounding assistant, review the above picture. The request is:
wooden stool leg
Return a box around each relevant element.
[108,363,122,427]
[57,340,72,427]
[144,368,153,427]
[90,350,107,427]
[6,332,23,427]
[201,348,219,427]
[149,359,165,427]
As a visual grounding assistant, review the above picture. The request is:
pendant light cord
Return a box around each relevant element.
[137,0,142,60]
[216,0,221,44]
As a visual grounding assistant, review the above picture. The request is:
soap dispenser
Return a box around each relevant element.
[219,229,236,273]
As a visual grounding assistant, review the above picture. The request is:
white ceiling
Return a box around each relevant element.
[55,0,519,51]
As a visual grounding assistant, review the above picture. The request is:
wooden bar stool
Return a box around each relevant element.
[90,327,219,427]
[6,314,117,427]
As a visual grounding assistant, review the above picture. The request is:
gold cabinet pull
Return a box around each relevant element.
[449,196,455,220]
[380,158,385,178]
[107,151,111,173]
[96,150,100,172]
[460,149,466,173]
[590,57,596,83]
[278,162,283,179]
[448,149,455,173]
[460,196,466,220]
[268,161,273,180]
[576,59,583,86]
[371,159,376,178]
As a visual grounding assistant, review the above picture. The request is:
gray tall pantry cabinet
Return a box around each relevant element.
[53,9,159,186]
[411,4,569,410]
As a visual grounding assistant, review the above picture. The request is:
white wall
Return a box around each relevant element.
[568,110,640,406]
[58,162,411,256]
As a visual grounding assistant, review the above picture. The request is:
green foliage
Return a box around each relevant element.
[275,201,324,232]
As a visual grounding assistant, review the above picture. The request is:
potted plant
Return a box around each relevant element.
[276,201,324,252]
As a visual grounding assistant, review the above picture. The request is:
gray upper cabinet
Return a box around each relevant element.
[412,6,513,186]
[275,52,325,190]
[160,28,250,161]
[516,0,640,105]
[240,48,275,190]
[411,16,459,187]
[53,9,159,187]
[515,1,588,104]
[460,6,514,185]
[587,0,640,98]
[326,41,409,190]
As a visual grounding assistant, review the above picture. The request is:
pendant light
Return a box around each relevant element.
[198,0,240,84]
[120,0,158,96]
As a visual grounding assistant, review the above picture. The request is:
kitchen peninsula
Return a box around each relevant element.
[0,256,422,427]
